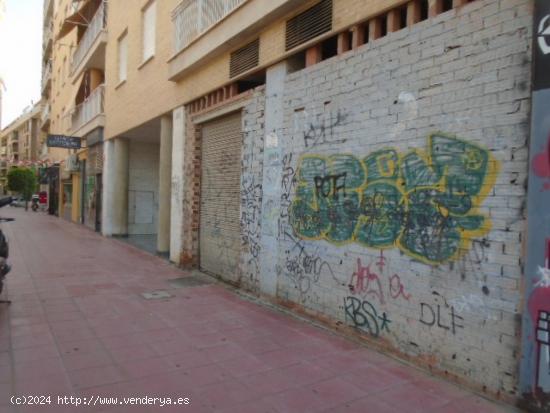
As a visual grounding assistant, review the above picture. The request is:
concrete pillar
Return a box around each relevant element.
[258,61,289,297]
[102,139,114,236]
[112,138,129,235]
[305,44,322,67]
[428,0,443,17]
[407,0,422,26]
[452,0,468,6]
[157,115,172,254]
[170,106,185,264]
[337,31,351,54]
[369,18,383,41]
[351,25,366,49]
[387,9,402,32]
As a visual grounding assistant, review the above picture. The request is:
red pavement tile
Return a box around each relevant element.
[219,354,272,378]
[68,365,125,390]
[340,364,411,394]
[118,356,174,379]
[196,380,257,410]
[12,344,60,364]
[279,361,336,386]
[238,368,299,397]
[13,358,67,382]
[200,342,248,363]
[62,349,113,372]
[180,364,232,388]
[264,387,327,413]
[306,376,368,409]
[327,396,397,413]
[377,382,451,412]
[108,343,159,363]
[161,349,214,370]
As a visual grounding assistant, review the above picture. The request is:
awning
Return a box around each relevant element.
[56,0,101,40]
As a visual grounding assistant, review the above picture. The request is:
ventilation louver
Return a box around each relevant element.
[285,0,333,51]
[229,38,260,78]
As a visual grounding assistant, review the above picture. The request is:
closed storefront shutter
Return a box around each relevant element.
[199,111,242,279]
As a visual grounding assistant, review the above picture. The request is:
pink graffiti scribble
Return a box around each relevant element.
[350,258,385,304]
[532,136,550,191]
[376,250,386,272]
[389,274,411,301]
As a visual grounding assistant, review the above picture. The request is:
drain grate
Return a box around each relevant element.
[167,275,213,289]
[140,290,172,300]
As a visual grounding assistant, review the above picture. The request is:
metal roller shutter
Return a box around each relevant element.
[200,111,242,278]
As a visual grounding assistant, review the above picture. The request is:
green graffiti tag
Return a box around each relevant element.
[289,134,499,265]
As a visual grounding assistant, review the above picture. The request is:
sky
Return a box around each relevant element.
[0,0,43,129]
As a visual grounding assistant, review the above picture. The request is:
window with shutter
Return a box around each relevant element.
[142,1,156,62]
[118,32,128,83]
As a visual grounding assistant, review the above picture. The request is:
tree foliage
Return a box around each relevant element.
[7,167,37,203]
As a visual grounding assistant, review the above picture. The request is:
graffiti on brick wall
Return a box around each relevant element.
[344,296,391,338]
[289,134,499,265]
[294,108,348,149]
[420,300,464,336]
[348,251,411,304]
[280,230,338,295]
[240,175,262,281]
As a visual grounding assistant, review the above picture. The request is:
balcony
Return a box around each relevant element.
[70,85,105,135]
[169,0,300,81]
[43,24,53,58]
[41,60,52,96]
[172,0,247,54]
[41,104,51,131]
[71,1,107,79]
[44,0,53,20]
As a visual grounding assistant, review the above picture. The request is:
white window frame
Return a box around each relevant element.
[141,1,156,63]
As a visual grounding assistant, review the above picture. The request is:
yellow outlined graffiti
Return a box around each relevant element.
[289,133,500,265]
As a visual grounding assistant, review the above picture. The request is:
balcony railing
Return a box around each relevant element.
[172,0,247,53]
[71,1,107,74]
[42,60,52,91]
[71,84,104,132]
[43,25,52,51]
[41,104,50,125]
[44,0,52,17]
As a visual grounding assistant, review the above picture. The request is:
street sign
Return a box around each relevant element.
[46,134,81,149]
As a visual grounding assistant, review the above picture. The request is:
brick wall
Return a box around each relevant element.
[235,0,532,398]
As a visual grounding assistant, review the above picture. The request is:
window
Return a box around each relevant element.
[118,31,128,83]
[142,1,156,62]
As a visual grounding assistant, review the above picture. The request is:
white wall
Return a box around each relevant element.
[128,141,160,235]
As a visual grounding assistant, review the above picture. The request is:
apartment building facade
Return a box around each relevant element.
[0,102,45,193]
[41,0,106,227]
[36,0,550,410]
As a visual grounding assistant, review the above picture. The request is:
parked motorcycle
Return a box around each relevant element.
[0,197,14,305]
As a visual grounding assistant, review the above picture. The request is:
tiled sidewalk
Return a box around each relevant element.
[0,209,520,412]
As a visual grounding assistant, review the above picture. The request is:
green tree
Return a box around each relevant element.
[7,167,37,211]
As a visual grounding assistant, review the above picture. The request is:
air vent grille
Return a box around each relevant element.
[285,0,333,51]
[229,38,260,78]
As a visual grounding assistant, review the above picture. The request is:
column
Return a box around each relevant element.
[258,61,289,296]
[101,139,114,236]
[104,137,129,236]
[170,106,185,264]
[157,115,173,254]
